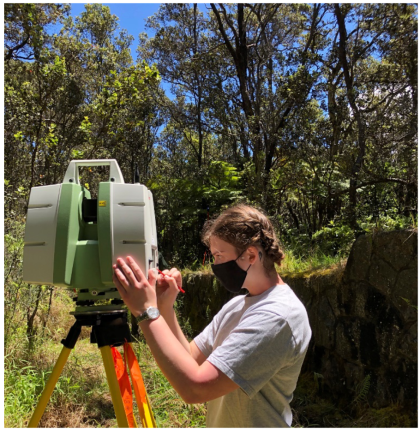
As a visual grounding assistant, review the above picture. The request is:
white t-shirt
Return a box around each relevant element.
[194,284,311,428]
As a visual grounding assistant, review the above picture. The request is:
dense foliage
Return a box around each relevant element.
[5,3,417,266]
[3,4,417,427]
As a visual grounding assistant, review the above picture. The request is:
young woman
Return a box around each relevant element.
[113,204,311,427]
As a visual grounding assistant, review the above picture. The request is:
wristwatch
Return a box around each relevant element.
[136,306,160,324]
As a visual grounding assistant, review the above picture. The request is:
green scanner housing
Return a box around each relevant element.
[23,160,158,307]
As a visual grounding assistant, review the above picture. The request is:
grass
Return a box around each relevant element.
[279,249,347,275]
[130,340,206,428]
[4,292,206,428]
[5,334,118,428]
[181,248,347,277]
[5,336,207,428]
[181,262,213,276]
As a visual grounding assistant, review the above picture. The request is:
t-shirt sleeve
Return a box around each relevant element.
[206,309,296,398]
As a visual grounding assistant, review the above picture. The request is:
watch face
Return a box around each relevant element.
[147,307,160,319]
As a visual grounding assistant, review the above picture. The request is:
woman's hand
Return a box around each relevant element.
[113,256,158,317]
[156,268,183,312]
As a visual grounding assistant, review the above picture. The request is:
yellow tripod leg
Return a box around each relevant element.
[28,346,72,428]
[100,346,130,428]
[144,395,156,428]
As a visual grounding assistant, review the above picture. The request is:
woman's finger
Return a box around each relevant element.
[113,271,128,297]
[168,268,178,277]
[148,268,157,287]
[114,266,130,289]
[164,275,179,293]
[126,256,148,284]
[167,268,182,289]
[117,258,139,286]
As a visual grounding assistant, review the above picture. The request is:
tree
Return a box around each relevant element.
[209,3,326,205]
[331,3,417,228]
[4,3,69,62]
[139,3,215,169]
[4,2,417,268]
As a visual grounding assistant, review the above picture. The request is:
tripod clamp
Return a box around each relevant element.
[61,310,132,349]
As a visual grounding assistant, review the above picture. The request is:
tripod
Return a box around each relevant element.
[28,310,156,428]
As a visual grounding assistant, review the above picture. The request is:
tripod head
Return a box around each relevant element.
[23,159,159,312]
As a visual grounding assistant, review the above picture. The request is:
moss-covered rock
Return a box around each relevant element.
[283,230,417,415]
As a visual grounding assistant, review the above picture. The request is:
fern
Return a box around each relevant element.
[352,374,371,405]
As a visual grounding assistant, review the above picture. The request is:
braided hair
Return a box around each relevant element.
[202,204,285,275]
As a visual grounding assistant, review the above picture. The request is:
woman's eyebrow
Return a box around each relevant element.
[211,249,225,255]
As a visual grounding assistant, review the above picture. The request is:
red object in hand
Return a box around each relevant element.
[157,268,185,294]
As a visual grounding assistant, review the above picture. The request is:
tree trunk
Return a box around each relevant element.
[193,4,203,168]
[27,285,43,349]
[335,4,366,229]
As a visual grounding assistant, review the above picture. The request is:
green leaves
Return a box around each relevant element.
[4,3,417,269]
[4,4,70,62]
[203,161,242,202]
[13,131,23,141]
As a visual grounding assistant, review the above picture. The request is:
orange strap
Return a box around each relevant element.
[124,342,156,427]
[124,343,147,403]
[111,346,136,428]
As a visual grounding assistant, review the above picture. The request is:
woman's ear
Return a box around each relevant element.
[247,246,260,264]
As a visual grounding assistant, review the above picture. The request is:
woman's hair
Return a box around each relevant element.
[201,204,285,275]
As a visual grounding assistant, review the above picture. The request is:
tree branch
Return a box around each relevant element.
[4,35,31,61]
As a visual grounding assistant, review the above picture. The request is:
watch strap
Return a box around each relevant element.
[136,311,149,324]
[136,306,160,324]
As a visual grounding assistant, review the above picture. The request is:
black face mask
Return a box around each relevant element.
[211,252,251,293]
